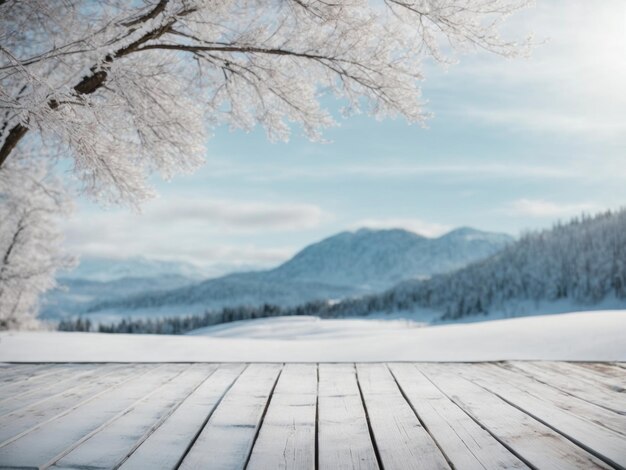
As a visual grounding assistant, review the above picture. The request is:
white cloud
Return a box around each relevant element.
[350,218,452,237]
[70,238,295,276]
[343,162,576,180]
[145,198,326,231]
[211,160,579,182]
[62,197,326,273]
[509,199,599,218]
[435,1,626,139]
[462,108,626,138]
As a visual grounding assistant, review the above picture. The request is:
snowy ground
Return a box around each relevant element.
[187,315,430,339]
[1,310,625,362]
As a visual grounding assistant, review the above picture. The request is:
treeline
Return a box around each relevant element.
[58,209,626,333]
[57,298,366,334]
[58,303,301,335]
[392,209,626,320]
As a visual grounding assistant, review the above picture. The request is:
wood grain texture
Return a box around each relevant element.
[0,363,58,385]
[540,362,626,397]
[247,364,317,470]
[489,363,626,436]
[418,363,613,470]
[453,363,626,468]
[120,363,246,470]
[0,363,182,469]
[51,364,218,470]
[509,361,626,414]
[0,364,152,446]
[0,363,122,417]
[0,364,73,395]
[356,363,450,470]
[577,362,626,385]
[179,363,282,470]
[0,362,623,470]
[389,363,529,470]
[317,363,379,470]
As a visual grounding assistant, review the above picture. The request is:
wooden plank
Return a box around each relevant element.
[317,363,379,470]
[0,363,187,469]
[120,364,246,470]
[418,363,612,469]
[0,364,71,393]
[0,362,20,374]
[0,364,153,446]
[0,363,38,383]
[0,364,121,417]
[247,364,317,470]
[179,363,282,470]
[0,363,55,384]
[50,364,218,469]
[356,363,449,470]
[388,363,528,470]
[578,362,626,385]
[543,362,626,393]
[0,364,94,403]
[488,363,626,437]
[455,363,626,469]
[509,362,626,414]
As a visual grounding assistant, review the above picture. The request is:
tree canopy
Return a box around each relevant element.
[1,0,530,205]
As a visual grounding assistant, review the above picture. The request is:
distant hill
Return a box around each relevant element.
[40,274,196,319]
[79,227,512,318]
[282,210,626,322]
[40,257,206,318]
[265,227,512,289]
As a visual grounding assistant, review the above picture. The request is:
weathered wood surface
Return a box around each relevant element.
[317,363,379,470]
[356,363,448,470]
[0,362,624,469]
[247,364,317,470]
[179,363,282,470]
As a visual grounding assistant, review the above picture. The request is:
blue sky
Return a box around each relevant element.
[63,1,626,276]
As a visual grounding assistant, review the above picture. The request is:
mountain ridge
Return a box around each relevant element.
[264,227,513,289]
[74,226,512,317]
[280,209,626,322]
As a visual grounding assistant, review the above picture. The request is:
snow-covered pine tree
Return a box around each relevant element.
[377,209,626,320]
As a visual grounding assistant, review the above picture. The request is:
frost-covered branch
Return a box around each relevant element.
[0,150,75,329]
[0,0,530,205]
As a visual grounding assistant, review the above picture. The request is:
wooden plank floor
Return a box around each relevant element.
[0,362,624,469]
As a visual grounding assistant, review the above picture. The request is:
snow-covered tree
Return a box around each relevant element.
[1,0,531,327]
[0,151,74,329]
[357,209,626,320]
[0,0,530,205]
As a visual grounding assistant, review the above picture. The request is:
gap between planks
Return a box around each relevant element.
[0,362,624,470]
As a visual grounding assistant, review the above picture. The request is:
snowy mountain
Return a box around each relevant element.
[41,275,197,319]
[266,227,512,289]
[40,257,206,319]
[77,227,511,318]
[83,274,357,318]
[259,209,626,322]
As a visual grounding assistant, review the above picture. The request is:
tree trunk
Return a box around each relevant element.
[0,123,28,168]
[0,0,177,169]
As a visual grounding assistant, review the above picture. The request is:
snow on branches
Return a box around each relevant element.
[0,0,531,205]
[0,152,75,329]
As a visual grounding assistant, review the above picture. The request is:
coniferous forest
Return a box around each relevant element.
[59,209,626,334]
